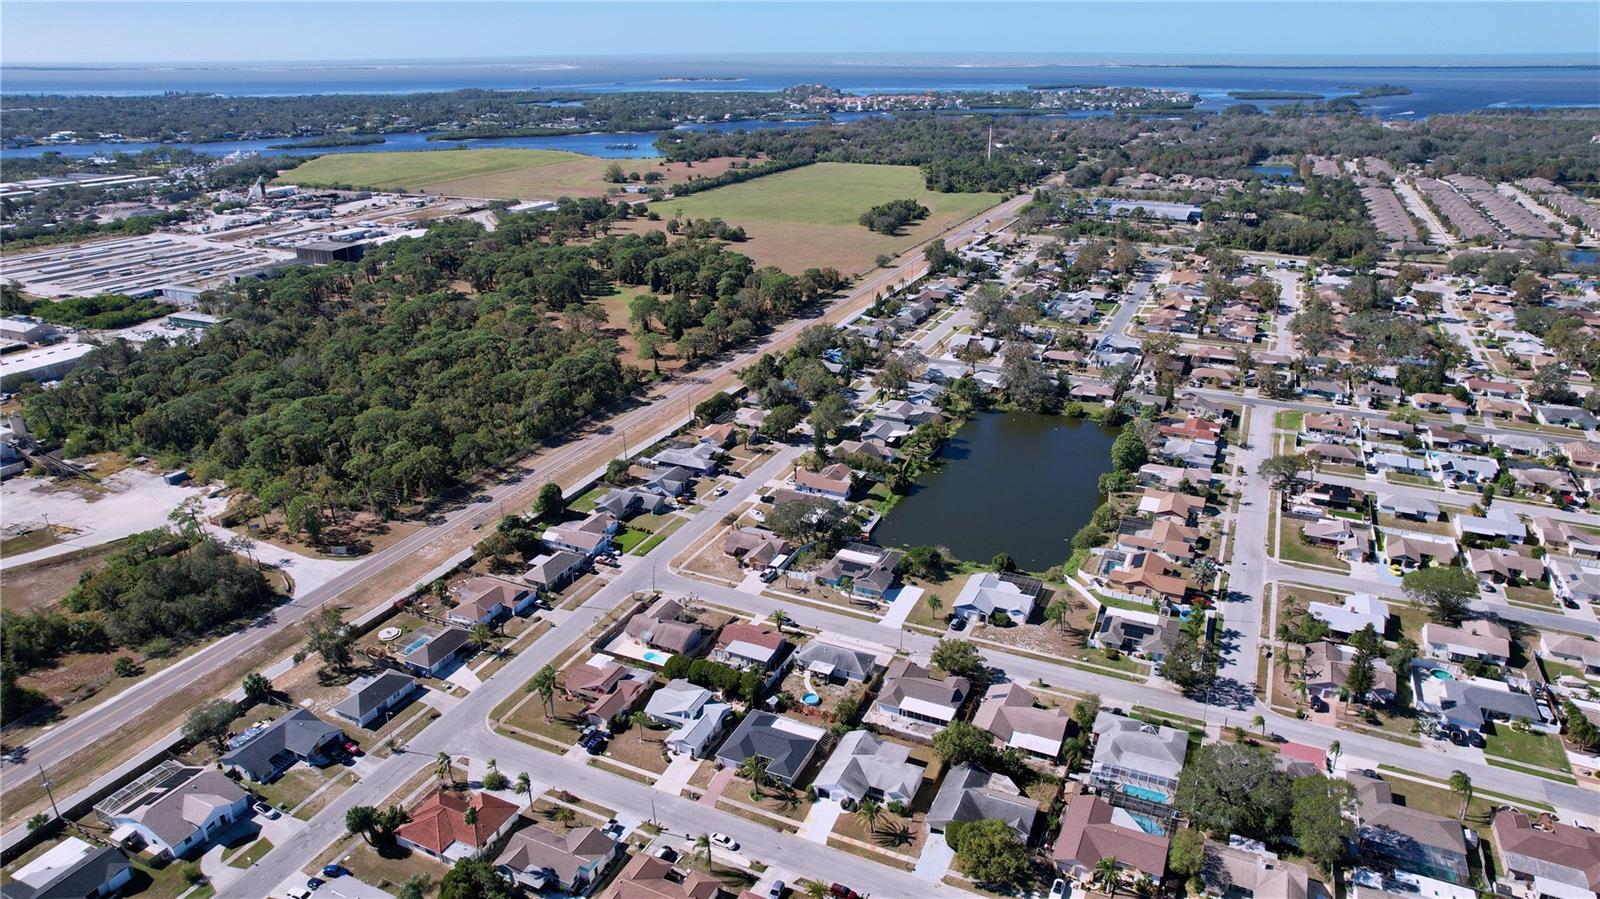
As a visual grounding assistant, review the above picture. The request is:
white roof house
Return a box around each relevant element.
[1307,593,1390,637]
[643,679,730,758]
[950,572,1042,622]
[1453,508,1526,543]
[812,730,925,806]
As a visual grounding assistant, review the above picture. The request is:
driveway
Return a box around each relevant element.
[654,754,702,796]
[914,833,957,881]
[797,798,844,844]
[878,585,923,630]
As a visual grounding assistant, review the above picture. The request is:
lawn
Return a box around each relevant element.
[277,149,755,200]
[1273,410,1304,431]
[1483,725,1572,775]
[1276,518,1351,572]
[642,162,1003,274]
[225,836,274,868]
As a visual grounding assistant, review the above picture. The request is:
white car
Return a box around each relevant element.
[1049,878,1069,899]
[710,832,739,851]
[253,801,280,820]
[286,890,313,899]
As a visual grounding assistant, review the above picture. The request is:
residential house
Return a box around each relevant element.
[709,623,789,673]
[449,576,535,627]
[523,550,587,591]
[1154,437,1218,469]
[1090,608,1179,661]
[792,638,884,683]
[973,683,1069,760]
[624,597,710,657]
[1529,517,1600,559]
[1137,463,1217,491]
[1431,452,1499,486]
[1307,442,1361,466]
[1302,517,1373,562]
[1466,548,1545,587]
[220,708,345,783]
[495,825,619,895]
[1,838,133,899]
[1508,466,1577,497]
[1052,794,1169,885]
[697,422,738,448]
[1358,382,1405,408]
[96,763,250,861]
[1200,841,1312,899]
[1298,481,1367,511]
[1535,404,1598,430]
[1105,553,1192,606]
[815,544,903,600]
[1429,678,1541,734]
[1089,713,1188,804]
[1539,633,1600,676]
[1303,641,1397,705]
[793,463,854,501]
[1382,532,1458,570]
[402,627,473,678]
[1349,773,1469,884]
[714,712,826,787]
[1547,555,1600,605]
[563,657,651,728]
[1412,393,1471,415]
[950,571,1043,623]
[649,442,720,474]
[1307,593,1390,639]
[333,671,419,730]
[1558,440,1600,475]
[542,512,619,557]
[1492,809,1600,899]
[1422,428,1485,453]
[1137,490,1205,524]
[644,465,695,499]
[1377,493,1441,522]
[873,658,970,732]
[1453,508,1526,544]
[643,679,731,758]
[1369,452,1430,477]
[721,528,794,570]
[396,789,520,863]
[1304,379,1350,404]
[1304,412,1359,442]
[812,730,925,806]
[1115,518,1202,563]
[927,764,1040,840]
[1421,620,1513,665]
[596,854,727,899]
[594,487,668,520]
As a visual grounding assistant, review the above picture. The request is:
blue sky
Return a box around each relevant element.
[2,1,1596,65]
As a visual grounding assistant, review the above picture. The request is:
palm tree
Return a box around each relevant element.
[463,805,478,829]
[927,595,943,620]
[694,833,713,873]
[771,609,789,633]
[469,622,494,653]
[435,752,453,785]
[804,881,828,899]
[530,665,559,720]
[737,755,770,797]
[1095,856,1123,896]
[516,772,533,808]
[855,798,883,835]
[1448,770,1473,820]
[1060,735,1090,772]
[1326,740,1341,773]
[1251,714,1266,735]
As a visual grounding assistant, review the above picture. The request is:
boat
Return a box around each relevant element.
[605,143,640,150]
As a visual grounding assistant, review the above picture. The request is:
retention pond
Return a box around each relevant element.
[872,411,1115,570]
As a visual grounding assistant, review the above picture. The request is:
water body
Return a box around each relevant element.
[872,411,1116,570]
[1250,163,1298,180]
[1565,249,1598,266]
[4,56,1596,117]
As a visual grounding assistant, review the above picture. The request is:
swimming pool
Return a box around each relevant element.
[402,633,433,655]
[1126,812,1166,836]
[1121,784,1169,804]
[643,650,668,665]
[1430,669,1455,681]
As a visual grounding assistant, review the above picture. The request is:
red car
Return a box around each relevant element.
[829,885,859,899]
[343,740,362,756]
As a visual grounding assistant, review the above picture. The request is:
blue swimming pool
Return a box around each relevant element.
[402,633,432,655]
[1126,812,1166,835]
[1430,670,1455,681]
[1121,784,1168,804]
[643,650,668,665]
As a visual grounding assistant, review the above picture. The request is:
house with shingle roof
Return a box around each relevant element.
[1422,619,1512,665]
[448,576,535,626]
[812,730,925,806]
[334,671,418,730]
[396,788,520,862]
[793,638,884,683]
[624,597,710,657]
[872,658,970,733]
[2,837,133,899]
[1492,809,1600,897]
[973,683,1069,760]
[1089,713,1187,804]
[96,763,249,861]
[1051,793,1169,884]
[495,824,619,893]
[1349,773,1469,884]
[950,571,1043,623]
[1539,632,1600,675]
[562,656,651,727]
[1201,841,1311,899]
[714,712,826,787]
[710,622,789,672]
[643,679,730,759]
[220,708,344,783]
[928,764,1039,840]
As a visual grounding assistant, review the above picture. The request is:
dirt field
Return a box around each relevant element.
[277,149,750,200]
[0,540,123,612]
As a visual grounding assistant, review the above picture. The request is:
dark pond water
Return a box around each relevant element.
[1565,249,1598,266]
[872,411,1115,571]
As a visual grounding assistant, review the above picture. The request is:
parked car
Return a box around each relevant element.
[1049,879,1069,899]
[603,820,627,840]
[768,880,787,899]
[652,845,678,862]
[948,616,966,632]
[828,885,860,899]
[286,889,313,899]
[1467,730,1486,749]
[342,740,361,756]
[748,508,766,523]
[321,865,349,878]
[710,833,738,851]
[254,801,280,820]
[713,486,729,497]
[759,568,779,583]
[306,877,324,891]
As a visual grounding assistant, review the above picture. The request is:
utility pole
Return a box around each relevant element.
[38,764,60,823]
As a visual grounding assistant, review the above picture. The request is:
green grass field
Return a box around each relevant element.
[276,149,746,200]
[644,162,1002,273]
